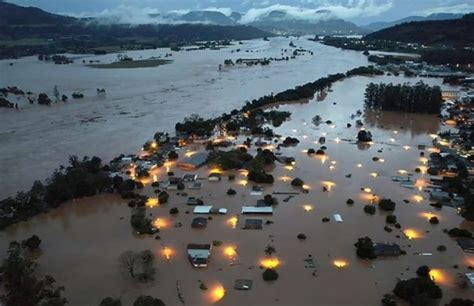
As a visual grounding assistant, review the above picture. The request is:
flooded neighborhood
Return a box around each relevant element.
[1,1,474,306]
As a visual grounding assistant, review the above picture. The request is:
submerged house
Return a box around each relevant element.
[187,243,212,267]
[241,206,273,214]
[374,243,402,257]
[176,152,209,170]
[457,238,474,253]
[182,173,198,182]
[191,217,208,229]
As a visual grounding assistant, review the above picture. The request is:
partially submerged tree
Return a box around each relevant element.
[118,250,156,283]
[0,241,67,306]
[133,295,166,306]
[354,237,376,259]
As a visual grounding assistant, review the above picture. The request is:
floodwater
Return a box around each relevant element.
[1,38,473,306]
[0,36,368,198]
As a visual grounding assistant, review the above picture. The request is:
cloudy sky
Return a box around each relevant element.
[6,0,474,24]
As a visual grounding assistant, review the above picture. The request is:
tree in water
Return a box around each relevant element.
[53,85,59,103]
[0,241,67,306]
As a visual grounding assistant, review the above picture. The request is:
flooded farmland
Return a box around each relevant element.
[0,37,367,198]
[1,37,473,306]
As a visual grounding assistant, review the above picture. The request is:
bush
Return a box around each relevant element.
[364,205,376,215]
[322,217,330,222]
[386,215,397,224]
[282,137,299,146]
[168,151,179,160]
[381,294,397,306]
[378,199,396,211]
[357,130,372,142]
[100,297,122,306]
[447,298,474,306]
[21,235,41,251]
[169,207,179,215]
[133,295,165,306]
[448,228,472,238]
[227,188,236,195]
[346,198,354,205]
[354,237,376,259]
[393,267,442,304]
[158,191,169,204]
[262,269,279,281]
[263,194,277,206]
[307,148,316,155]
[291,178,304,187]
[429,216,439,224]
[297,233,307,240]
[248,170,274,184]
[436,245,446,252]
[130,208,154,234]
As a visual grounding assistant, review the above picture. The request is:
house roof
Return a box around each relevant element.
[243,219,263,229]
[241,206,273,214]
[234,279,253,290]
[193,206,213,214]
[457,237,474,251]
[177,152,209,169]
[191,217,208,228]
[374,243,402,256]
[466,272,474,285]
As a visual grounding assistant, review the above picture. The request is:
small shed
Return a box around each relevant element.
[457,238,474,252]
[374,243,402,256]
[234,279,253,290]
[208,173,222,182]
[243,219,263,230]
[182,173,198,182]
[333,214,343,223]
[465,272,474,287]
[241,206,273,214]
[187,197,203,206]
[194,206,213,214]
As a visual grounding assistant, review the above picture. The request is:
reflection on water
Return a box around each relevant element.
[363,108,440,137]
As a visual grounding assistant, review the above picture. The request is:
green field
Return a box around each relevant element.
[87,59,172,69]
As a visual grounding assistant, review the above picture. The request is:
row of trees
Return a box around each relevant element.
[175,66,383,138]
[364,81,442,114]
[0,155,112,229]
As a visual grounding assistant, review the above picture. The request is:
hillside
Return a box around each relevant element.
[365,14,474,46]
[364,13,464,32]
[0,2,270,59]
[0,1,76,25]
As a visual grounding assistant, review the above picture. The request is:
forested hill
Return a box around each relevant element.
[0,1,77,25]
[0,2,271,58]
[364,14,474,46]
[0,1,270,42]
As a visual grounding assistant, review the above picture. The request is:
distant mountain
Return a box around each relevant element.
[365,13,464,32]
[0,1,76,25]
[0,2,271,59]
[247,10,366,35]
[179,11,236,25]
[365,14,474,46]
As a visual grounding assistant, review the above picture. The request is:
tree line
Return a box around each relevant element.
[364,81,442,114]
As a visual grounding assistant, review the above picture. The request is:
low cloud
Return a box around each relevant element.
[421,3,474,15]
[240,0,393,23]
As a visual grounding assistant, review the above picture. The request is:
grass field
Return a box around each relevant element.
[87,59,172,69]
